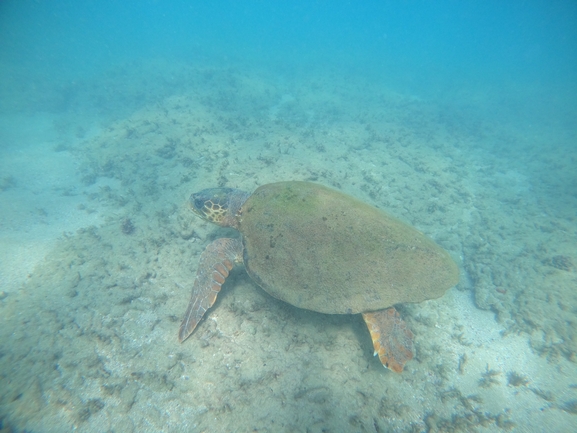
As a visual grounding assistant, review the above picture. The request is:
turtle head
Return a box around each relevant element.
[189,187,250,229]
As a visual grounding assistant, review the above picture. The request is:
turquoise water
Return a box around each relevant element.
[1,1,576,432]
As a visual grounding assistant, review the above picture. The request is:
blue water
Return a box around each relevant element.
[1,1,576,432]
[2,1,575,96]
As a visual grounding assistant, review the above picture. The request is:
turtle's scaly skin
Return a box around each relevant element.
[179,181,459,372]
[178,238,243,342]
[363,310,414,373]
[189,187,250,229]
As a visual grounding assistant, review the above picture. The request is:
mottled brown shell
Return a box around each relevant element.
[238,181,459,314]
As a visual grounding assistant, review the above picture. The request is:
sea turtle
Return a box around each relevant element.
[179,181,459,372]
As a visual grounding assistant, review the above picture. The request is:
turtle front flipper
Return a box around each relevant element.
[362,308,414,373]
[179,238,243,342]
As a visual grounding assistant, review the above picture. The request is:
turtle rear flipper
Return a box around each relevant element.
[178,238,243,342]
[362,308,414,373]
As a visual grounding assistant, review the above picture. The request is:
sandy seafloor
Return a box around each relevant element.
[0,60,576,433]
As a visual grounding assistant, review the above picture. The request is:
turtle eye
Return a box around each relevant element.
[193,197,205,210]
